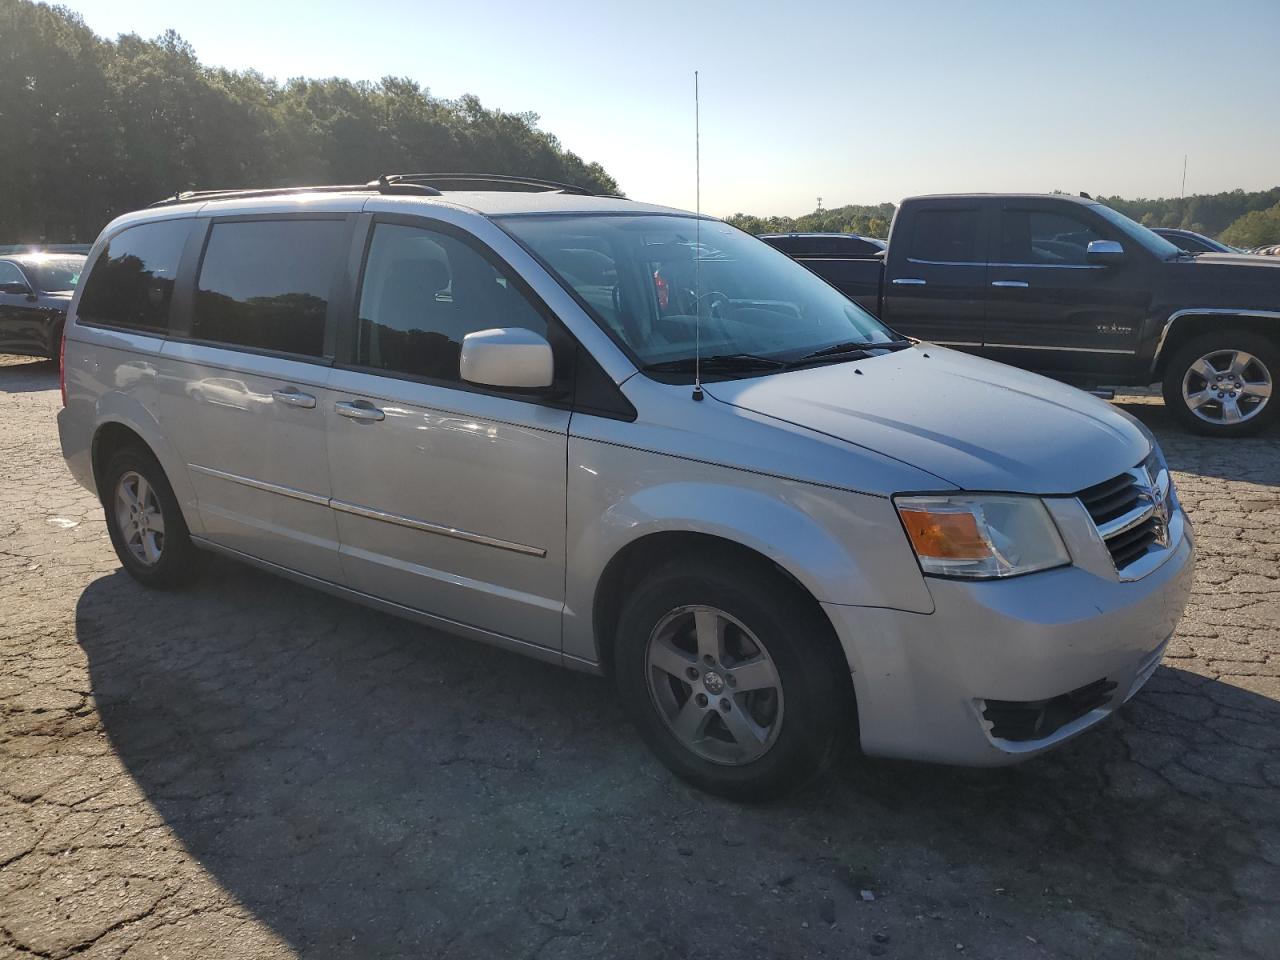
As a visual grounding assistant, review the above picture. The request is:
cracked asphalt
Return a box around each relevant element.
[1,353,1278,960]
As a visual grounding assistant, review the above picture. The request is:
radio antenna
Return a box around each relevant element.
[692,70,704,401]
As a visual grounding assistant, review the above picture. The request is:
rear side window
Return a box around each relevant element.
[909,209,982,263]
[192,219,346,357]
[821,236,882,258]
[77,220,189,332]
[762,236,801,255]
[353,222,547,382]
[997,210,1103,265]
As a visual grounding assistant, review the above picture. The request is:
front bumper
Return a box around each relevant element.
[823,510,1195,766]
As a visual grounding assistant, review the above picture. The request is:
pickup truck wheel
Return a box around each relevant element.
[614,556,853,801]
[102,445,204,588]
[1162,331,1277,437]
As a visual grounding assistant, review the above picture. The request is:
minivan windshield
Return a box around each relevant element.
[500,214,898,373]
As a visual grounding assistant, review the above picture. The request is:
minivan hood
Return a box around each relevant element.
[703,346,1150,494]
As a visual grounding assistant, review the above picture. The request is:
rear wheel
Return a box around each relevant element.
[1162,331,1277,437]
[614,555,854,801]
[102,445,203,588]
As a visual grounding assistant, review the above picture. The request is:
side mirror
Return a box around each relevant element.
[460,327,554,390]
[0,280,33,297]
[1086,239,1125,265]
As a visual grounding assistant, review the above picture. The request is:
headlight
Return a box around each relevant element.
[1145,443,1173,502]
[894,494,1070,579]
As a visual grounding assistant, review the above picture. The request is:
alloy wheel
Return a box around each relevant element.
[644,605,785,765]
[1182,349,1273,425]
[114,470,165,566]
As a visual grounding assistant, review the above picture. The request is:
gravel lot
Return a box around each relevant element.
[1,353,1278,960]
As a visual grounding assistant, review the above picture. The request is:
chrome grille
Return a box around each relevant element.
[1076,455,1173,577]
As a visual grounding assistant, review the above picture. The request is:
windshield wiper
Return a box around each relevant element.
[642,353,788,374]
[793,338,913,363]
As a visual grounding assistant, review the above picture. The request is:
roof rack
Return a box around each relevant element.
[149,172,598,208]
[147,183,438,208]
[377,173,593,195]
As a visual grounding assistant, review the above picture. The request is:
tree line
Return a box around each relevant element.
[727,188,1280,248]
[726,204,896,241]
[0,0,618,244]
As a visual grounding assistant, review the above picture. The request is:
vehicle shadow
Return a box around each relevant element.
[0,355,58,392]
[1115,396,1280,486]
[75,559,1279,958]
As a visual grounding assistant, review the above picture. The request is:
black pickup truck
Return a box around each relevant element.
[762,194,1280,437]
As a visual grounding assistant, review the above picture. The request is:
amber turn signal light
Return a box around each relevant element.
[898,507,991,559]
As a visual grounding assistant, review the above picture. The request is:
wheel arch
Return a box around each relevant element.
[91,421,156,499]
[89,414,202,535]
[589,531,820,677]
[568,477,934,675]
[1153,309,1280,378]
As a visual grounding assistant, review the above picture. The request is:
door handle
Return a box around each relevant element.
[991,280,1030,288]
[891,278,927,286]
[335,400,385,422]
[271,387,317,409]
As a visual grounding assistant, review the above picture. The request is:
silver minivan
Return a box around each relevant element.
[57,177,1195,799]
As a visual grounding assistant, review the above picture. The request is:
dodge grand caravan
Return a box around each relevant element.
[57,175,1194,799]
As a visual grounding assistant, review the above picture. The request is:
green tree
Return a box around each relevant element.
[0,0,618,244]
[1221,203,1280,248]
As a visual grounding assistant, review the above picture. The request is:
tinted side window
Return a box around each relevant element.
[810,238,848,257]
[192,219,346,357]
[909,209,982,262]
[762,236,801,255]
[997,210,1103,265]
[355,222,547,382]
[77,220,189,332]
[828,236,882,258]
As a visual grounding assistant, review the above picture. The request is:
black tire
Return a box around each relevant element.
[614,554,854,801]
[1161,330,1279,437]
[46,319,64,362]
[101,444,203,588]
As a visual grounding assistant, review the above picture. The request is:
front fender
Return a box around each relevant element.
[562,442,934,665]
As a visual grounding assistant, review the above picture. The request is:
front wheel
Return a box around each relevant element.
[1161,331,1277,437]
[614,556,854,801]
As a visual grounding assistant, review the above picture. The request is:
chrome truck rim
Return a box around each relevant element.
[1182,349,1272,425]
[114,471,165,566]
[645,605,785,765]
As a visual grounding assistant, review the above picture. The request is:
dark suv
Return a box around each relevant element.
[0,253,86,359]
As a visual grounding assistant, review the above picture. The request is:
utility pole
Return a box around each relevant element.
[816,196,823,214]
[1181,155,1187,199]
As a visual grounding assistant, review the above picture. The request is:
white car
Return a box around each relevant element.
[57,175,1194,799]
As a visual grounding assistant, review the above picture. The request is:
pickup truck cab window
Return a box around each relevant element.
[908,208,982,263]
[1091,204,1182,259]
[997,210,1103,266]
[502,213,895,374]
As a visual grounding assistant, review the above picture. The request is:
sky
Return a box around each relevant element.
[64,0,1280,217]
